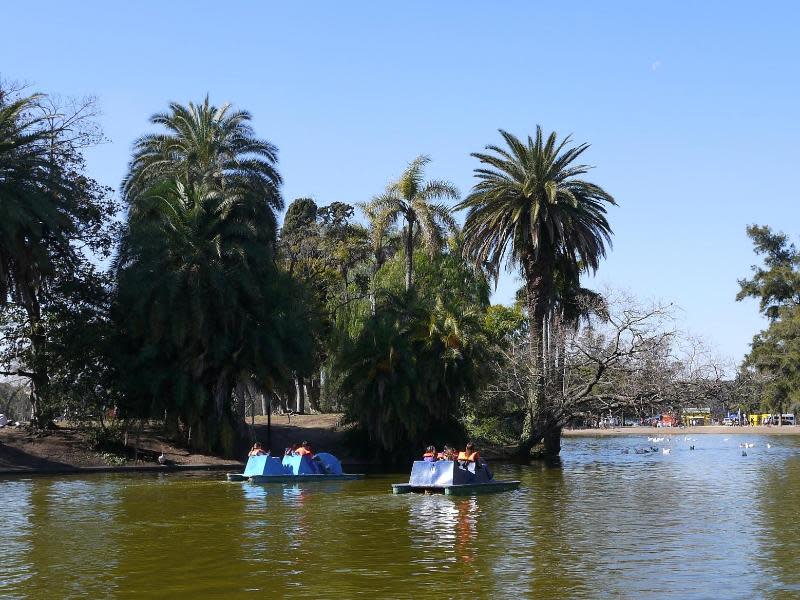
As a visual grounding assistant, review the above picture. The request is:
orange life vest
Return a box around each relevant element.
[422,452,435,459]
[296,447,312,456]
[457,451,479,462]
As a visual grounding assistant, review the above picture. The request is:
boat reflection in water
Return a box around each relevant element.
[406,494,479,564]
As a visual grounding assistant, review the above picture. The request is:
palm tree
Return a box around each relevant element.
[116,98,307,455]
[0,93,73,306]
[357,201,399,313]
[457,127,615,456]
[122,96,283,241]
[339,289,486,460]
[371,155,458,290]
[0,92,78,426]
[116,177,310,454]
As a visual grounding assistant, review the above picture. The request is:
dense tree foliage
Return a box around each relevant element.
[0,86,119,428]
[4,78,753,462]
[114,99,312,456]
[737,225,800,415]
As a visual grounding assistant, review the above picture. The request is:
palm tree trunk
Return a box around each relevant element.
[404,219,414,291]
[518,256,559,458]
[22,289,51,429]
[307,375,321,412]
[295,375,305,414]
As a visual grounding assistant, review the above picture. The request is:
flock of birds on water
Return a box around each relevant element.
[620,436,774,457]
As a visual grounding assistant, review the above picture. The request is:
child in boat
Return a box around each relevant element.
[295,441,313,457]
[457,442,480,463]
[248,442,268,457]
[439,445,457,461]
[422,445,437,461]
[458,442,493,478]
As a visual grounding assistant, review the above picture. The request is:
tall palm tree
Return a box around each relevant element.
[371,155,458,290]
[0,92,77,426]
[357,201,399,313]
[0,93,74,306]
[122,96,283,241]
[116,177,310,454]
[457,127,615,456]
[116,98,306,455]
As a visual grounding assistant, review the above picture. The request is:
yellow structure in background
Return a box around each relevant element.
[683,407,711,426]
[748,413,772,426]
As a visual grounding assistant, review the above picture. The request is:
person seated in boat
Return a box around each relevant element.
[458,442,493,478]
[285,443,299,456]
[295,441,313,457]
[438,445,454,461]
[422,445,437,461]
[457,442,480,464]
[248,442,268,457]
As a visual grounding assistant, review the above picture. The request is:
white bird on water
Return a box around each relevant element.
[767,444,772,449]
[158,448,168,465]
[662,448,671,455]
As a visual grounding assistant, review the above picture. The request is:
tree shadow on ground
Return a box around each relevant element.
[0,441,74,472]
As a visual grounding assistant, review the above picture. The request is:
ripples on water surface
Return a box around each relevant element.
[2,434,800,599]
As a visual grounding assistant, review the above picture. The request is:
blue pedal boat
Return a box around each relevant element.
[392,460,520,495]
[227,453,364,483]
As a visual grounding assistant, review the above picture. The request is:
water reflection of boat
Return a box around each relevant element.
[227,453,364,483]
[392,461,520,495]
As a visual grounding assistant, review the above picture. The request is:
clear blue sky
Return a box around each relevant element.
[3,1,798,363]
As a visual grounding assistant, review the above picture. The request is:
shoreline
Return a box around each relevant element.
[0,413,367,476]
[0,462,243,478]
[563,425,800,437]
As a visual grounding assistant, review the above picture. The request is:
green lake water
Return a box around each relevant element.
[2,433,800,599]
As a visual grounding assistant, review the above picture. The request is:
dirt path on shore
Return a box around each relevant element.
[0,413,355,473]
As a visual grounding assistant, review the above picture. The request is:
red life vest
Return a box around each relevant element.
[422,452,435,459]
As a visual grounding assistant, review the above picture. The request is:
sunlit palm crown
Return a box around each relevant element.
[0,93,75,305]
[371,155,459,254]
[122,96,282,239]
[457,127,616,281]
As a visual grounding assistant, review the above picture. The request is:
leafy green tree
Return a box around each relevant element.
[336,234,494,459]
[457,127,615,457]
[277,199,373,413]
[282,197,318,233]
[371,155,458,290]
[737,225,800,415]
[737,225,800,320]
[0,89,118,427]
[338,289,489,461]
